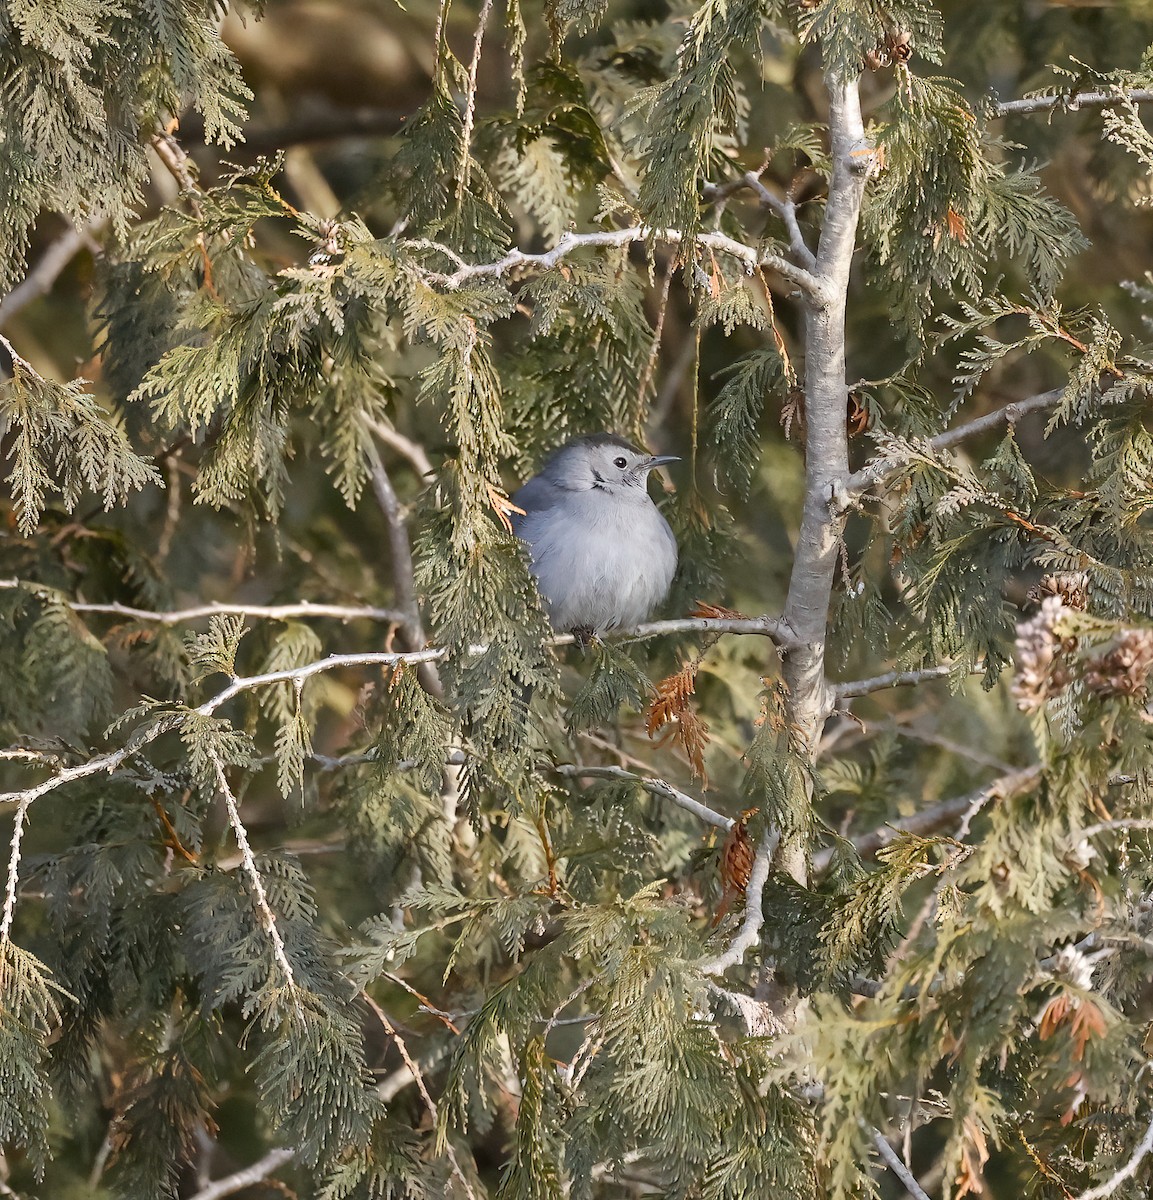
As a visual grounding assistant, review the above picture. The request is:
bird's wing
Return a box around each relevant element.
[509,476,561,537]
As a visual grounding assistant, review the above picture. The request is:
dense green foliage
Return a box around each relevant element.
[5,0,1153,1196]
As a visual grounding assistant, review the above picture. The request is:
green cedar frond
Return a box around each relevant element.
[0,943,68,1174]
[0,365,160,535]
[631,0,764,240]
[708,347,787,495]
[798,0,944,82]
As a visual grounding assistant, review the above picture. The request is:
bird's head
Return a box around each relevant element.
[543,433,678,496]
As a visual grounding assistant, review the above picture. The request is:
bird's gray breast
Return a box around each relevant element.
[514,485,677,632]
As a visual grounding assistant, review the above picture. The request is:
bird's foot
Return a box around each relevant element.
[571,625,597,650]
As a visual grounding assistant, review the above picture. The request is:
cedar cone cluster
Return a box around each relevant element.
[1013,574,1153,711]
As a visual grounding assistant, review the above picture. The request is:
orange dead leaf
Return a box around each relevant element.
[690,599,748,621]
[647,661,699,736]
[647,661,710,784]
[955,1115,990,1198]
[1069,1000,1108,1061]
[946,205,968,244]
[847,391,869,436]
[486,481,526,534]
[712,808,759,925]
[708,251,723,300]
[1038,993,1072,1042]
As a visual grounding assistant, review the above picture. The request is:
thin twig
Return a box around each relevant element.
[554,763,734,831]
[1078,818,1153,840]
[697,827,780,975]
[0,222,100,329]
[363,434,429,648]
[0,800,31,942]
[868,1125,932,1200]
[362,994,478,1200]
[456,0,496,202]
[845,389,1064,498]
[811,767,1042,874]
[1075,1108,1153,1200]
[210,750,304,1019]
[992,88,1153,118]
[0,616,788,810]
[0,581,407,625]
[365,419,434,479]
[836,664,957,700]
[404,226,826,302]
[187,1148,295,1200]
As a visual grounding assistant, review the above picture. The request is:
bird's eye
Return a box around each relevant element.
[613,456,628,469]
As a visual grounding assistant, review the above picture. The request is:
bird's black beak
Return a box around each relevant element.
[646,454,680,470]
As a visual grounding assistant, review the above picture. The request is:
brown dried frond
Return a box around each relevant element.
[780,387,805,440]
[955,1116,990,1198]
[486,481,525,534]
[647,661,700,736]
[847,391,869,436]
[690,600,748,621]
[712,809,758,925]
[946,206,967,244]
[647,661,711,783]
[1085,628,1153,700]
[722,812,756,892]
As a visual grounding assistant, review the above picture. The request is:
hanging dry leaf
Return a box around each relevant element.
[486,481,525,534]
[647,660,711,784]
[712,808,759,925]
[955,1115,989,1198]
[690,599,748,621]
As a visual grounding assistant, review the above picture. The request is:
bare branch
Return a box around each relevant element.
[698,827,780,976]
[150,131,201,208]
[554,763,734,830]
[844,389,1064,498]
[992,88,1153,118]
[0,222,101,329]
[210,749,304,1019]
[775,74,876,888]
[0,616,788,809]
[456,0,495,202]
[1075,1108,1153,1200]
[364,436,426,643]
[703,171,817,269]
[405,226,827,303]
[868,1125,932,1200]
[835,664,956,700]
[1078,817,1153,841]
[364,418,434,480]
[363,994,479,1200]
[0,799,31,943]
[811,766,1043,874]
[187,1148,295,1200]
[0,581,408,626]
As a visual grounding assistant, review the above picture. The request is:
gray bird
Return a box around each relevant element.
[511,433,679,637]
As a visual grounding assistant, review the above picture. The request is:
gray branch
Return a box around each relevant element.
[868,1126,932,1200]
[555,763,734,830]
[405,226,826,302]
[775,75,875,886]
[844,388,1064,498]
[698,827,780,976]
[835,664,956,700]
[993,88,1153,118]
[187,1148,295,1200]
[0,582,409,626]
[0,221,100,329]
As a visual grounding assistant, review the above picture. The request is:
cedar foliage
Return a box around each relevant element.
[3,0,1153,1196]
